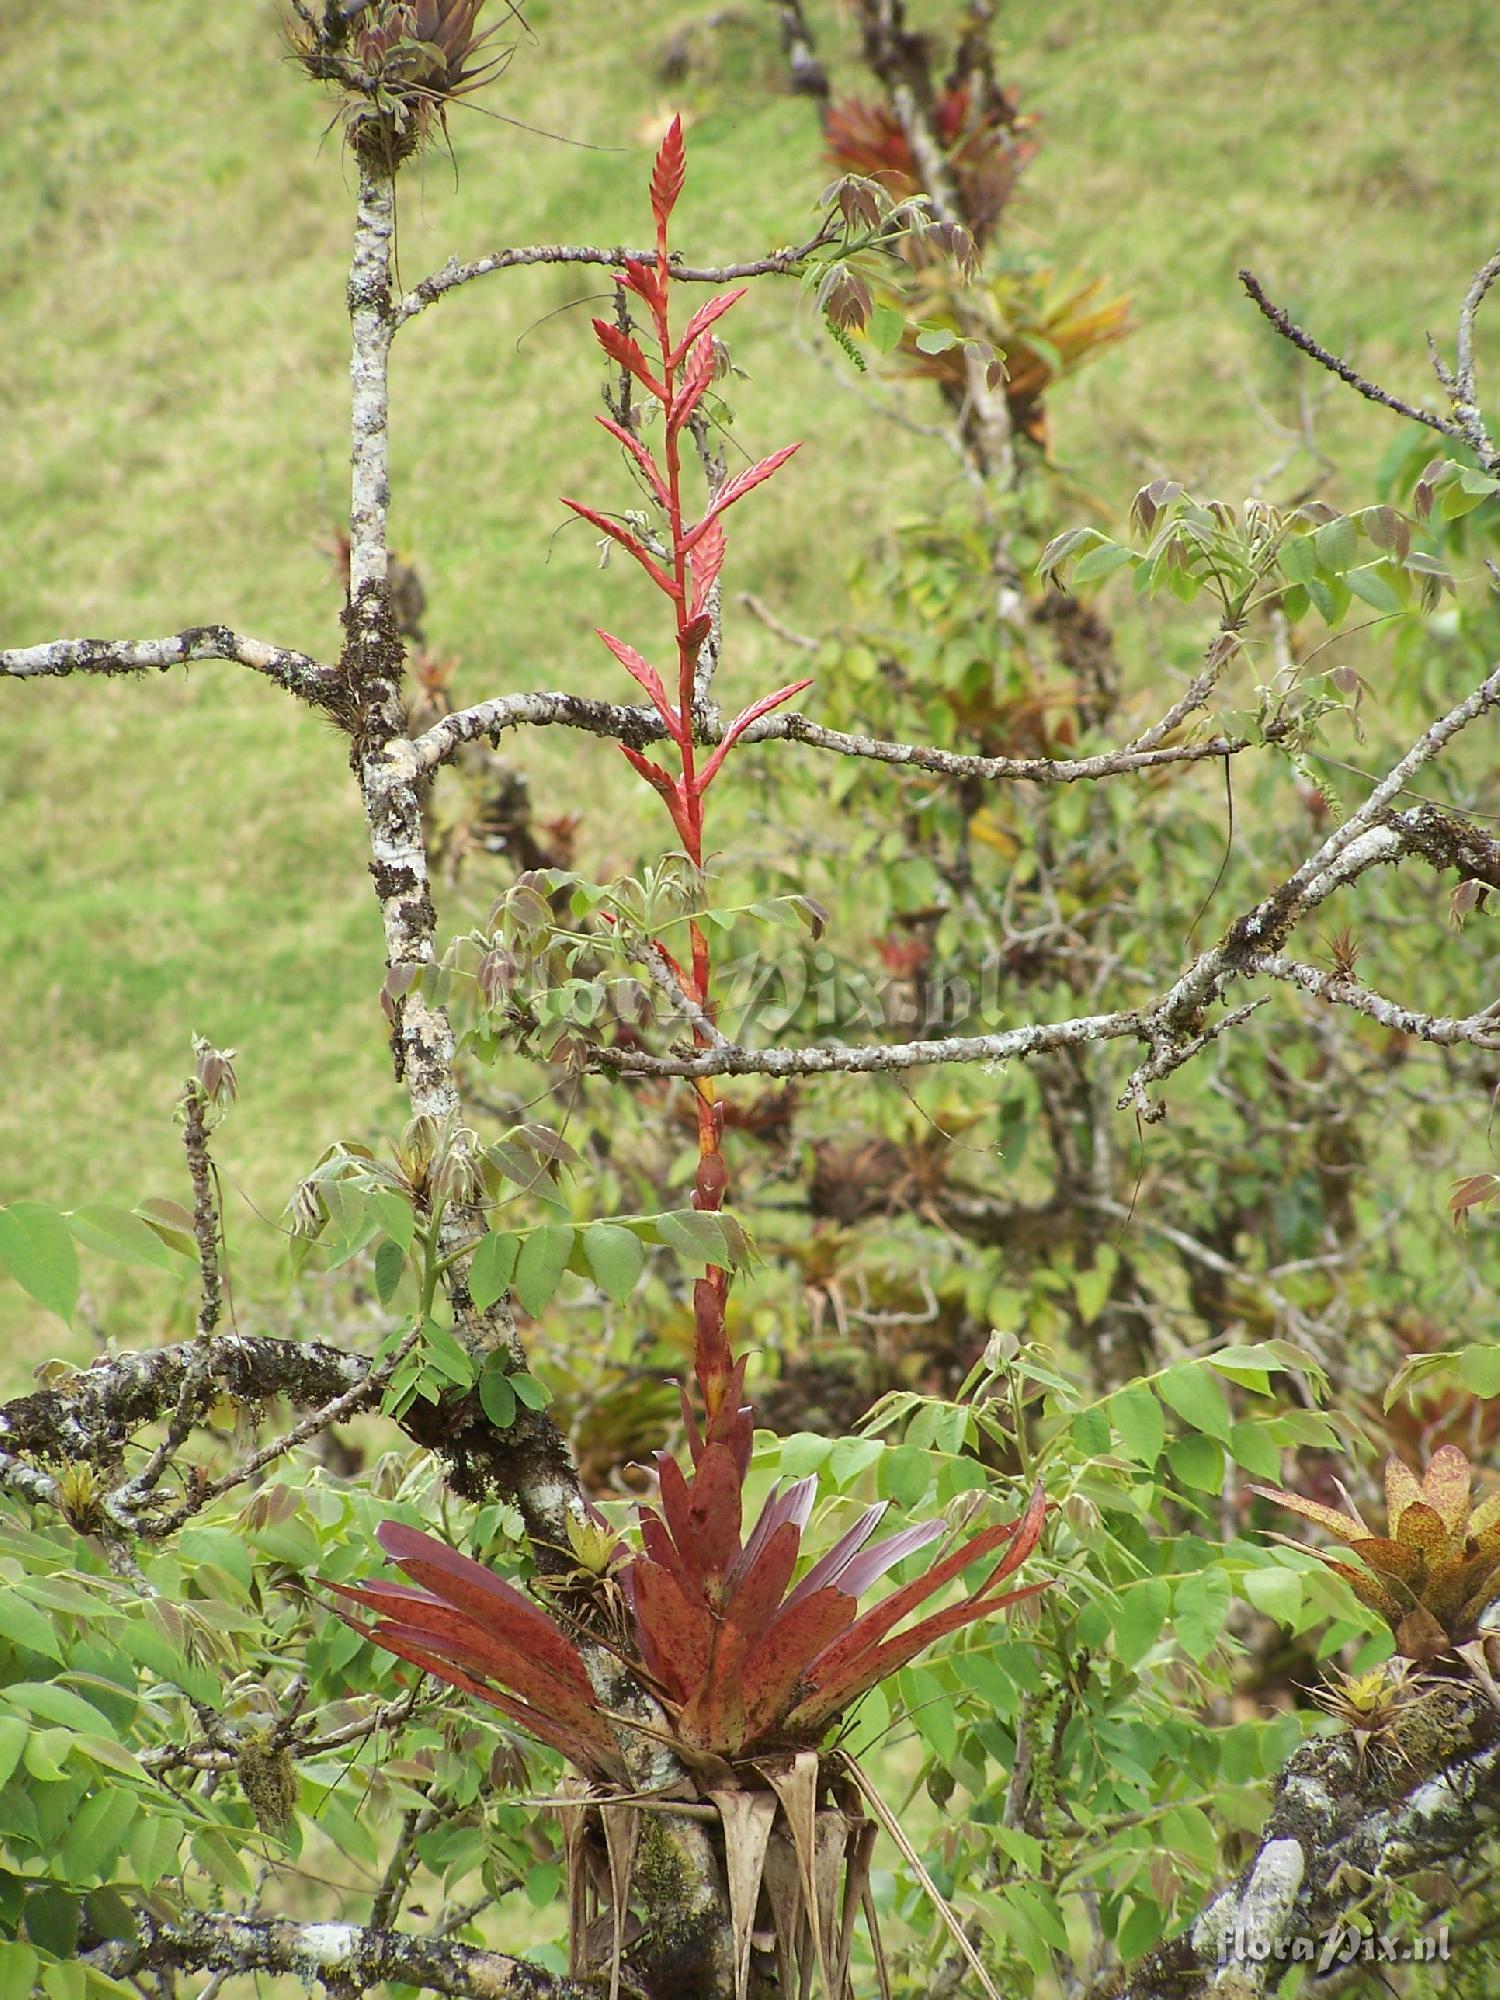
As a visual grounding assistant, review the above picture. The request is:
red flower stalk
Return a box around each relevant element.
[560,117,810,1438]
[336,123,1049,1783]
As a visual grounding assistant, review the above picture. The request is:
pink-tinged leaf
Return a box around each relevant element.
[740,1587,858,1740]
[698,679,814,790]
[595,415,671,508]
[592,318,667,403]
[726,1521,803,1637]
[783,1504,886,1611]
[668,289,746,368]
[331,1585,604,1735]
[559,498,677,596]
[339,1615,624,1778]
[373,1523,593,1695]
[631,1559,714,1700]
[791,1580,1052,1730]
[828,1517,949,1603]
[651,115,687,234]
[678,612,713,655]
[1248,1483,1368,1544]
[617,257,667,321]
[682,444,802,548]
[689,520,726,621]
[619,745,694,845]
[595,628,681,738]
[667,337,717,435]
[802,1503,1040,1695]
[731,1477,817,1586]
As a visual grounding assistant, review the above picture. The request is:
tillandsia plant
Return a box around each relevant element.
[332,122,1048,2000]
[1252,1443,1500,1662]
[290,0,508,163]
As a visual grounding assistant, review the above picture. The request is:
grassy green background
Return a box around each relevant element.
[2,0,1496,1372]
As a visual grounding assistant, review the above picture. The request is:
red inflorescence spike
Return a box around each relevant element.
[650,114,687,236]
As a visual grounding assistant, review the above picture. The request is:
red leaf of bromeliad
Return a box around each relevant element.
[373,1522,596,1701]
[738,1586,858,1742]
[592,318,668,404]
[559,498,676,596]
[657,1441,743,1581]
[697,678,814,790]
[650,114,687,236]
[631,1557,715,1703]
[725,1521,803,1638]
[689,520,726,622]
[667,288,746,369]
[787,1579,1053,1734]
[682,443,802,550]
[595,629,682,740]
[346,1618,626,1780]
[796,1484,1048,1707]
[595,415,671,509]
[728,1477,818,1588]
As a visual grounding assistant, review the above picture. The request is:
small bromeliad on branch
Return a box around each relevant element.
[290,0,509,164]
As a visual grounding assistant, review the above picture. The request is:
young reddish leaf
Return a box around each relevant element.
[668,288,746,368]
[650,114,687,235]
[689,520,726,620]
[592,318,667,403]
[595,415,671,508]
[595,628,682,739]
[619,744,695,845]
[667,336,717,435]
[559,498,676,595]
[617,257,667,320]
[697,679,814,790]
[683,444,803,548]
[679,612,713,655]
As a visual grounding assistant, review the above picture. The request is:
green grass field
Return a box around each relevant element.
[2,0,1496,1373]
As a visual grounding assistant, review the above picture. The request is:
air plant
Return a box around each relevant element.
[290,0,509,163]
[333,120,1047,2000]
[1252,1443,1500,1662]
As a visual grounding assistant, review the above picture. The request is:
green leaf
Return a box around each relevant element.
[1174,1568,1233,1662]
[66,1205,181,1272]
[1070,1405,1111,1455]
[1158,1362,1233,1441]
[1279,532,1319,585]
[1227,1420,1283,1481]
[1117,1899,1162,1960]
[469,1230,520,1313]
[368,1186,416,1252]
[22,1886,78,1958]
[879,1444,932,1508]
[0,1945,40,2000]
[1314,514,1358,574]
[1108,1383,1164,1466]
[374,1238,405,1306]
[655,1209,732,1270]
[0,1204,78,1324]
[515,1226,575,1317]
[421,1321,474,1388]
[583,1222,646,1306]
[510,1372,552,1411]
[1167,1434,1224,1491]
[1113,1579,1170,1667]
[0,1719,27,1790]
[1458,1347,1500,1397]
[1346,565,1404,614]
[1242,1564,1304,1626]
[868,303,905,354]
[914,324,958,355]
[478,1359,517,1430]
[827,1437,883,1486]
[1071,541,1136,587]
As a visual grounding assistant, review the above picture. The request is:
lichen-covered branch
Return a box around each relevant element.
[0,628,339,702]
[392,231,838,327]
[1113,1683,1500,1999]
[88,1909,588,2000]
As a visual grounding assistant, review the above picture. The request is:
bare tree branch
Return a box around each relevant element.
[89,1909,591,2000]
[393,231,838,327]
[0,628,339,703]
